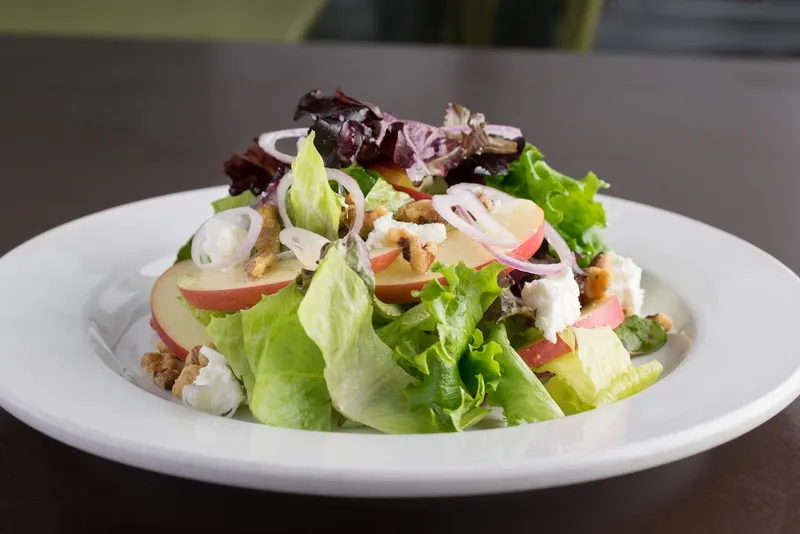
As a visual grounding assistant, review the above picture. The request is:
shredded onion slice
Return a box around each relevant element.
[190,207,263,272]
[543,221,582,274]
[280,227,330,270]
[442,124,523,139]
[326,168,365,238]
[485,245,568,276]
[433,190,518,249]
[257,128,308,164]
[276,172,294,229]
[447,183,517,206]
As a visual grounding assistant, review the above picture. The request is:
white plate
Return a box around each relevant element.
[1,187,799,498]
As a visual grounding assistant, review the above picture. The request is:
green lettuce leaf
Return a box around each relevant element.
[539,327,663,413]
[206,313,254,401]
[614,315,668,356]
[364,178,413,213]
[240,285,332,431]
[486,144,609,266]
[298,247,437,434]
[290,132,343,240]
[462,324,564,425]
[211,190,258,213]
[342,163,382,195]
[398,262,507,431]
[174,190,257,263]
[178,296,227,327]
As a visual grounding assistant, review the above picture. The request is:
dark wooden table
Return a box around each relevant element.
[2,36,800,534]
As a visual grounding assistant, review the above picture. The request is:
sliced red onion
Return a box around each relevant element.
[434,190,518,249]
[447,183,517,206]
[280,227,330,270]
[485,245,568,276]
[544,221,582,274]
[191,207,263,272]
[326,168,365,238]
[442,124,523,139]
[257,128,308,164]
[276,171,294,229]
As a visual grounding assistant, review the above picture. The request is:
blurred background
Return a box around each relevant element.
[0,0,798,57]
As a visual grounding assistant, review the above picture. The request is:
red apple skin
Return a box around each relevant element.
[151,312,190,360]
[517,295,625,368]
[179,247,402,312]
[370,165,433,200]
[375,199,545,304]
[150,260,212,360]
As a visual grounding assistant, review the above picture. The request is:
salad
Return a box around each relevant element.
[143,89,671,433]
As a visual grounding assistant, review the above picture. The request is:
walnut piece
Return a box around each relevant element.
[591,251,612,270]
[476,193,493,211]
[387,228,438,274]
[581,266,611,304]
[647,313,673,332]
[245,204,281,279]
[172,344,212,398]
[396,200,445,225]
[141,351,183,389]
[362,205,389,235]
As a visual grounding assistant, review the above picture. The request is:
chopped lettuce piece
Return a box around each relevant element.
[614,315,668,356]
[372,296,406,325]
[399,262,507,431]
[211,190,258,213]
[342,163,382,195]
[486,144,609,266]
[206,313,253,401]
[289,132,343,240]
[364,178,413,213]
[298,247,437,434]
[463,324,564,425]
[539,327,663,413]
[240,285,332,431]
[178,296,227,327]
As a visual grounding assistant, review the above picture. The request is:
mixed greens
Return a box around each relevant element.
[149,89,671,433]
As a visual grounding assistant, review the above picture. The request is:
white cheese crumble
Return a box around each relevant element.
[521,267,582,343]
[200,218,247,265]
[366,213,447,249]
[606,251,644,316]
[181,346,243,417]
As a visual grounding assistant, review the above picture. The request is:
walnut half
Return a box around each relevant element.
[581,266,611,304]
[396,200,445,225]
[141,351,183,389]
[172,344,212,399]
[387,228,438,274]
[245,204,281,279]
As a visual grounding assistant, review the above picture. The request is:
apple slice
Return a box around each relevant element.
[178,246,402,312]
[151,260,212,360]
[517,295,625,368]
[371,165,432,200]
[374,198,545,303]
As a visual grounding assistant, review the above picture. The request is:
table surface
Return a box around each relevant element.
[2,36,800,534]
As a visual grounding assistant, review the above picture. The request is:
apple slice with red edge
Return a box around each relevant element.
[370,164,433,200]
[517,295,625,369]
[178,246,402,312]
[151,260,212,360]
[374,198,545,303]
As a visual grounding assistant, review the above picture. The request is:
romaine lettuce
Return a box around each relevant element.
[298,247,437,434]
[206,313,253,401]
[364,178,413,213]
[240,285,332,431]
[538,327,663,413]
[289,132,343,240]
